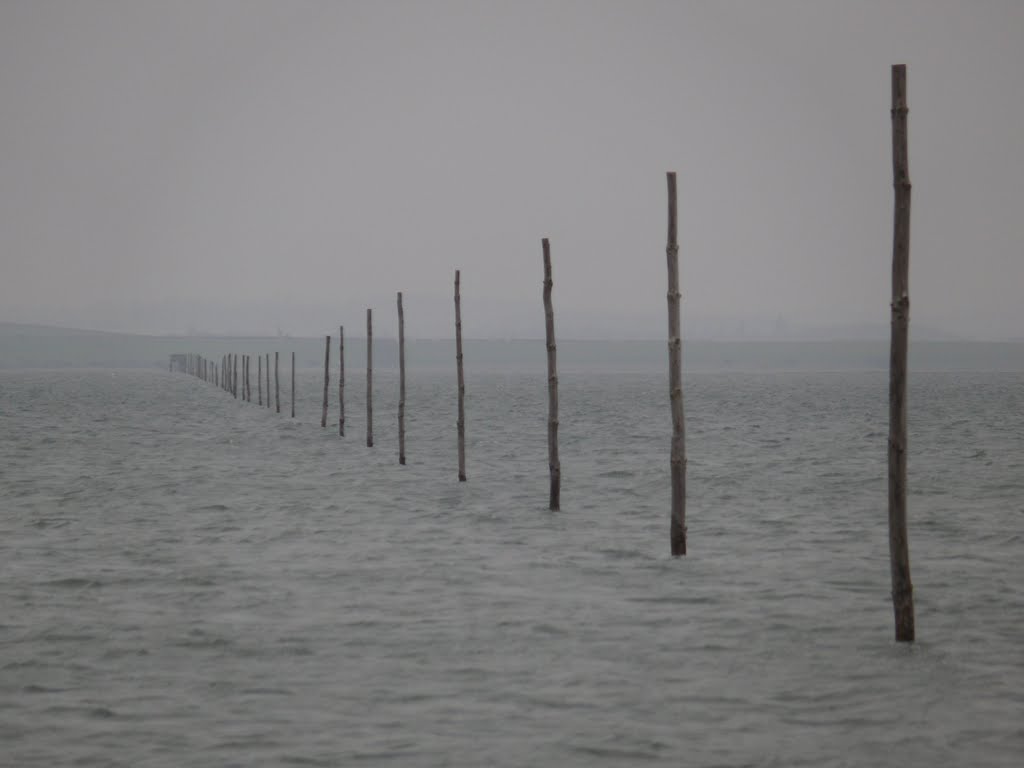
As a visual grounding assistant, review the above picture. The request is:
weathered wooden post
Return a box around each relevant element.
[666,171,686,556]
[888,63,915,642]
[233,354,239,399]
[339,326,345,436]
[275,351,280,413]
[258,355,263,405]
[321,335,331,428]
[246,355,251,402]
[542,239,560,510]
[291,351,295,418]
[455,270,466,482]
[397,292,406,465]
[366,309,374,447]
[265,353,270,409]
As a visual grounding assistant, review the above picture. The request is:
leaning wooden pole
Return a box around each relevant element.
[275,351,280,413]
[339,326,345,436]
[666,171,686,556]
[397,292,406,465]
[542,239,560,510]
[888,63,915,642]
[366,309,374,447]
[455,270,466,482]
[290,351,295,418]
[321,335,331,428]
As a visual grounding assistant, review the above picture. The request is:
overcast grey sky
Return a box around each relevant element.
[1,0,1021,339]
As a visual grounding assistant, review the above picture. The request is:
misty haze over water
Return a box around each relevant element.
[2,1,1023,766]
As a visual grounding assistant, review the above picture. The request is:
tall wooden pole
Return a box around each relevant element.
[888,63,915,642]
[366,309,373,448]
[397,292,406,465]
[290,351,295,418]
[275,351,280,413]
[339,326,345,436]
[266,353,270,409]
[542,239,560,510]
[321,335,331,428]
[455,270,466,482]
[233,354,238,399]
[666,171,686,556]
[258,354,263,405]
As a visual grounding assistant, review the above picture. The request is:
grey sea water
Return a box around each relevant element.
[1,366,1022,766]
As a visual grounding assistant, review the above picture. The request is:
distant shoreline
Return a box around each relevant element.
[2,324,1022,373]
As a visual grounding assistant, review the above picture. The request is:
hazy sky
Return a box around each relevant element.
[1,0,1022,339]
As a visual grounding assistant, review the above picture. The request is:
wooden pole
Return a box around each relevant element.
[233,354,238,399]
[258,354,263,406]
[888,63,915,642]
[542,239,560,510]
[266,353,270,409]
[339,326,345,436]
[246,355,251,402]
[275,351,280,413]
[366,309,373,447]
[455,270,466,482]
[666,171,686,556]
[321,335,331,428]
[398,292,406,465]
[291,351,295,418]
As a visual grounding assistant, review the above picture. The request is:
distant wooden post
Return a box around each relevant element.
[275,351,280,413]
[258,355,263,405]
[666,171,686,556]
[233,354,239,399]
[542,239,560,510]
[366,309,374,447]
[455,270,466,482]
[888,63,915,642]
[321,335,331,428]
[291,351,296,418]
[339,326,345,436]
[397,292,406,465]
[246,355,251,402]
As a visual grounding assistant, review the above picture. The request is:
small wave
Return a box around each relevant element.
[41,577,100,589]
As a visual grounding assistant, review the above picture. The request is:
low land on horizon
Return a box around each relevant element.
[2,322,1023,372]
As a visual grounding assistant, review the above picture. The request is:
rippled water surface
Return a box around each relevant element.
[1,367,1022,766]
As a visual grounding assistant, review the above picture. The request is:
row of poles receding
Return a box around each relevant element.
[170,65,915,643]
[171,281,469,477]
[171,350,294,416]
